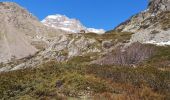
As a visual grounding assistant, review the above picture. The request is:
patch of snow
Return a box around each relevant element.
[145,40,170,46]
[47,14,65,19]
[11,63,25,71]
[151,13,156,17]
[0,66,11,72]
[51,24,57,28]
[142,8,149,13]
[59,27,78,33]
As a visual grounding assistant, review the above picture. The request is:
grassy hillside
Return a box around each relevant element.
[0,57,169,100]
[83,31,133,44]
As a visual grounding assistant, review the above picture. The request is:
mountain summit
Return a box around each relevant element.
[42,14,105,34]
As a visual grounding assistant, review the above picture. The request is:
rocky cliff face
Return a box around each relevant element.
[0,2,38,63]
[115,0,170,45]
[0,2,64,63]
[42,14,105,34]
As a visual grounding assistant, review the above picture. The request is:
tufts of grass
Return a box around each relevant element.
[83,31,133,44]
[0,60,169,99]
[146,46,170,67]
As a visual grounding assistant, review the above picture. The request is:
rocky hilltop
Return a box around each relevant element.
[116,0,170,45]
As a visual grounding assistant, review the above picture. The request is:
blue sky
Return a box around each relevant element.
[1,0,148,30]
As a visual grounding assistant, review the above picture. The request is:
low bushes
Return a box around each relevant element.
[0,60,169,99]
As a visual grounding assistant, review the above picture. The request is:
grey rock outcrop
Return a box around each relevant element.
[115,0,170,45]
[148,0,170,13]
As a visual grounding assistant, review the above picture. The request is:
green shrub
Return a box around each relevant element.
[0,61,169,99]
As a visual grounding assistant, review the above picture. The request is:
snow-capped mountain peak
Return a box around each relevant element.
[42,14,105,34]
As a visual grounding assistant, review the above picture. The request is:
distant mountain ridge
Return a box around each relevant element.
[42,14,105,34]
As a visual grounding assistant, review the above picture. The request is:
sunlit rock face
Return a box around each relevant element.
[115,0,170,46]
[0,2,38,63]
[0,2,63,63]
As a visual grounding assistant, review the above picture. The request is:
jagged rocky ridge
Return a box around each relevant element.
[115,0,170,45]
